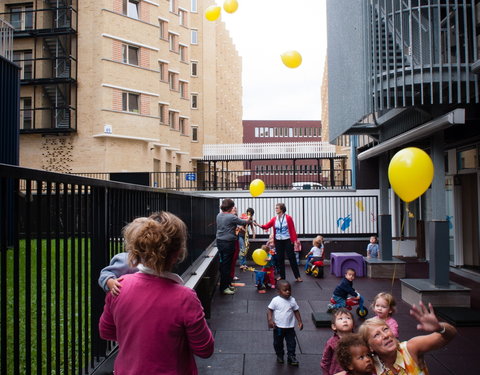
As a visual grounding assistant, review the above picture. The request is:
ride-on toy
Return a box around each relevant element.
[305,260,324,278]
[329,296,368,318]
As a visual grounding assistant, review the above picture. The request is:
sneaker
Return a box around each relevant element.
[276,356,284,364]
[222,287,235,295]
[233,276,239,281]
[287,355,299,366]
[228,285,236,291]
[326,304,334,313]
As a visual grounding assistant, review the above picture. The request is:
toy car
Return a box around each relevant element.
[305,260,324,278]
[329,296,369,318]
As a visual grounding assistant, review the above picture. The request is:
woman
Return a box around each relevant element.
[216,199,251,295]
[256,203,302,282]
[99,212,214,375]
[358,301,456,374]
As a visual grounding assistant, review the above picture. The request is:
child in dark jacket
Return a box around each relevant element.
[327,268,364,313]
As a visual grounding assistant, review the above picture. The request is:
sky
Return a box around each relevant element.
[214,0,328,121]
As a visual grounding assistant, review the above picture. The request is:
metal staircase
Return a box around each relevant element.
[43,84,70,128]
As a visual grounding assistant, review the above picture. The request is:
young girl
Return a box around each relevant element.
[371,292,398,337]
[366,236,379,259]
[321,308,355,375]
[305,235,324,271]
[335,334,374,375]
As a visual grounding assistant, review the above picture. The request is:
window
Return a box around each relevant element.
[123,0,139,19]
[13,50,33,80]
[168,33,178,52]
[168,71,178,90]
[191,0,197,13]
[191,29,198,45]
[159,103,167,124]
[168,110,177,129]
[20,97,32,129]
[159,19,168,40]
[9,5,33,30]
[179,81,188,98]
[122,92,139,113]
[192,126,198,141]
[179,45,187,62]
[191,61,198,76]
[159,61,167,81]
[169,0,177,14]
[191,93,198,109]
[179,117,187,135]
[179,9,187,26]
[122,44,139,65]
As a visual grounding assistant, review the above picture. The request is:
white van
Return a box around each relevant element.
[291,182,325,190]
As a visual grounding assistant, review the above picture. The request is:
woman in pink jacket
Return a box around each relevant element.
[255,203,303,282]
[99,212,214,375]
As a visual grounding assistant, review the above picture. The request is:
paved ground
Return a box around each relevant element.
[197,262,478,374]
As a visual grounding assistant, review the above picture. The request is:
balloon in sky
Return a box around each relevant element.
[223,0,239,13]
[281,50,302,68]
[205,5,221,21]
[252,249,268,266]
[249,179,265,197]
[388,147,434,203]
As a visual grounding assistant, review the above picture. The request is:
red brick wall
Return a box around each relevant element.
[140,49,150,69]
[112,40,122,62]
[112,89,123,111]
[140,95,150,115]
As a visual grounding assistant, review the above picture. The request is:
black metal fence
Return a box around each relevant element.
[0,163,217,375]
[72,169,353,191]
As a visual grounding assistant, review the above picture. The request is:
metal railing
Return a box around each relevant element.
[0,18,13,61]
[71,169,353,191]
[0,163,218,375]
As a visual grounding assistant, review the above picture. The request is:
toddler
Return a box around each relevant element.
[327,268,364,313]
[267,280,303,366]
[321,308,355,375]
[305,235,324,271]
[366,236,379,259]
[335,334,374,375]
[237,207,256,270]
[371,292,398,337]
[98,251,138,295]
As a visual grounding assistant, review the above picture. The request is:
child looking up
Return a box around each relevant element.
[267,280,303,366]
[327,268,364,313]
[321,308,355,375]
[366,236,379,259]
[335,334,374,375]
[371,292,398,337]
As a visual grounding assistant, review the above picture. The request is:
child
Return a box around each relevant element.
[371,292,398,337]
[98,251,138,296]
[366,236,379,259]
[321,308,355,375]
[305,235,325,271]
[335,334,374,375]
[327,268,364,313]
[237,208,256,270]
[267,280,303,366]
[261,244,276,289]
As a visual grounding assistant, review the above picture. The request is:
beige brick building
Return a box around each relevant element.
[3,0,242,175]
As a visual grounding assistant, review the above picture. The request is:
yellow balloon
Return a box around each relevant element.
[281,50,302,68]
[388,147,434,203]
[249,179,265,197]
[252,249,268,266]
[205,5,221,21]
[223,0,239,13]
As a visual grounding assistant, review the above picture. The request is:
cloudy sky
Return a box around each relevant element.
[214,0,327,120]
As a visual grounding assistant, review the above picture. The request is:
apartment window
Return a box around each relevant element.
[191,61,198,76]
[169,0,177,14]
[122,44,139,66]
[20,97,32,129]
[168,110,177,129]
[191,0,197,13]
[180,81,188,99]
[13,50,33,80]
[123,0,139,19]
[168,33,178,52]
[159,19,168,40]
[191,126,198,141]
[179,45,187,62]
[159,61,167,81]
[159,103,167,124]
[191,29,198,45]
[191,93,198,109]
[289,128,293,137]
[179,117,187,135]
[122,92,139,113]
[168,71,178,90]
[179,9,187,26]
[255,127,259,137]
[9,5,33,30]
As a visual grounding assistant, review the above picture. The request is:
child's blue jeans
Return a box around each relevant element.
[273,327,296,358]
[238,236,247,267]
[330,295,365,310]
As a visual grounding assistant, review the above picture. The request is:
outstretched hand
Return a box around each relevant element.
[410,301,442,333]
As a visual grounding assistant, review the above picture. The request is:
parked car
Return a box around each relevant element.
[291,182,325,190]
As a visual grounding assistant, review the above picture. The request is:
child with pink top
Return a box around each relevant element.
[371,292,399,337]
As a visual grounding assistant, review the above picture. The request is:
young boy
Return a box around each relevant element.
[321,308,355,375]
[335,334,374,375]
[267,280,303,366]
[327,268,364,313]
